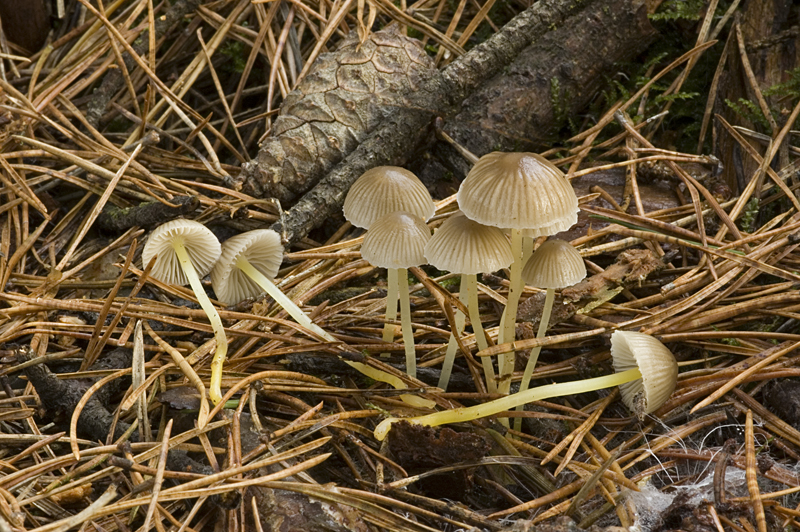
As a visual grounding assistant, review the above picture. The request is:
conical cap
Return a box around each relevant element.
[457,152,578,235]
[611,330,678,417]
[522,239,586,289]
[361,211,431,269]
[343,166,435,229]
[425,211,512,274]
[142,219,221,286]
[211,229,283,305]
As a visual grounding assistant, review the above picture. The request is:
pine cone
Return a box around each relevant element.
[229,26,435,203]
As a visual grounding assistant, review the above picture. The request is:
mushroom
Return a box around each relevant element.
[424,211,513,392]
[210,229,336,402]
[515,238,586,429]
[343,166,436,229]
[373,330,678,441]
[457,152,578,394]
[343,166,435,355]
[360,211,431,378]
[142,220,226,402]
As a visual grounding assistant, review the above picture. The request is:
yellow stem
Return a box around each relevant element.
[514,287,554,431]
[438,276,468,390]
[498,229,523,395]
[374,368,643,441]
[238,258,336,342]
[398,267,416,378]
[173,240,227,405]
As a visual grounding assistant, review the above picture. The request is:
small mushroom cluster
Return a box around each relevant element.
[142,220,335,405]
[342,155,679,441]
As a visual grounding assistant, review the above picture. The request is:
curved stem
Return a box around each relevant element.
[173,241,228,405]
[465,274,496,393]
[514,287,554,431]
[398,267,416,378]
[381,268,399,357]
[438,276,468,390]
[498,229,523,394]
[374,368,643,441]
[237,258,336,343]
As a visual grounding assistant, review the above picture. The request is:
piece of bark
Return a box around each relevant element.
[229,25,436,204]
[438,0,655,175]
[275,0,594,244]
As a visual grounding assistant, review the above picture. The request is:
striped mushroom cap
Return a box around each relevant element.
[458,152,578,237]
[361,211,431,269]
[611,330,679,417]
[424,211,512,274]
[142,219,221,286]
[211,229,283,305]
[343,166,435,229]
[522,238,586,289]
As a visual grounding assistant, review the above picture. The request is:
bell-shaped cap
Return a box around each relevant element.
[522,238,586,289]
[211,229,283,305]
[343,166,435,229]
[361,211,431,269]
[142,219,221,286]
[611,330,679,416]
[457,152,578,237]
[424,211,512,274]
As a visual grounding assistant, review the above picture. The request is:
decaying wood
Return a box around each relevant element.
[275,0,596,244]
[438,0,656,175]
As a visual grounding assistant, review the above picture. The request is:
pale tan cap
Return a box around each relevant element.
[424,211,512,274]
[211,229,284,305]
[142,219,221,286]
[522,238,586,289]
[361,211,431,269]
[611,330,679,416]
[343,166,436,229]
[457,152,578,236]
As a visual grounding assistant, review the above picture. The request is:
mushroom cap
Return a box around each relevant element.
[457,152,578,236]
[142,219,221,286]
[611,330,678,416]
[361,211,431,269]
[521,238,586,289]
[424,211,512,274]
[343,166,435,229]
[210,229,284,305]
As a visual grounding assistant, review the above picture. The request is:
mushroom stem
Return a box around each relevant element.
[374,367,643,441]
[514,286,554,431]
[437,277,468,390]
[464,273,496,393]
[397,267,416,378]
[173,240,228,405]
[498,229,523,394]
[381,268,399,357]
[237,257,336,343]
